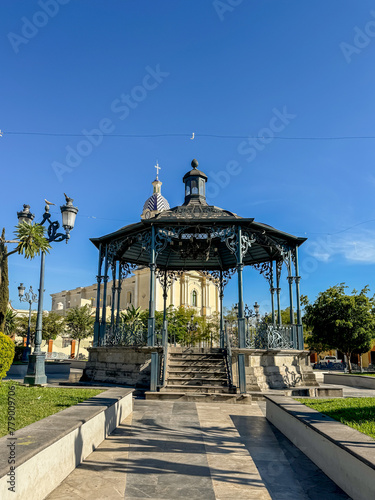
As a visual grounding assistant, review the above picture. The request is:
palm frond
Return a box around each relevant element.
[14,222,51,259]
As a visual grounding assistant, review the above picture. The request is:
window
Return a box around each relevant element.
[191,179,198,195]
[191,290,198,307]
[62,338,72,348]
[127,291,132,304]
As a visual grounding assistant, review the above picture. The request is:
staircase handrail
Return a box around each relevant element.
[224,323,234,389]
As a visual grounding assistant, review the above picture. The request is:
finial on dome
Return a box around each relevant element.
[191,159,198,169]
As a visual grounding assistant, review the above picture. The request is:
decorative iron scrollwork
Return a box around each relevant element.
[202,268,236,294]
[252,261,274,287]
[119,262,137,281]
[276,258,283,283]
[156,268,181,296]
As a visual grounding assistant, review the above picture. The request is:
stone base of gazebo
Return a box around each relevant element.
[81,346,162,388]
[81,346,318,392]
[231,349,318,391]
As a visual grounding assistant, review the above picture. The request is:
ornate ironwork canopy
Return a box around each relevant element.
[90,207,305,271]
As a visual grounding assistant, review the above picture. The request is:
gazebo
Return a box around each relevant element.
[85,159,315,394]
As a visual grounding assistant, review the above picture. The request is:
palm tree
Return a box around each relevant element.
[0,223,51,332]
[4,307,18,338]
[65,305,95,358]
[121,305,142,328]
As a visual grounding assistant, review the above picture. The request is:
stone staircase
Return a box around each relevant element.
[161,347,232,394]
[146,347,252,403]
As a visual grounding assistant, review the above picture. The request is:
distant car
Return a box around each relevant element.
[313,357,345,370]
[321,356,342,364]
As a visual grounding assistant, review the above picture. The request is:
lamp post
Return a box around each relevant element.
[18,283,38,362]
[235,302,260,345]
[20,194,78,386]
[187,313,198,347]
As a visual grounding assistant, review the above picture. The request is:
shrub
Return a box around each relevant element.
[0,332,15,380]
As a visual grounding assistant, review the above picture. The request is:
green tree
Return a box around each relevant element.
[4,308,18,337]
[303,284,375,372]
[65,305,95,357]
[15,313,37,343]
[41,312,65,342]
[0,222,51,332]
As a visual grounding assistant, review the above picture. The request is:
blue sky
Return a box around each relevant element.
[2,0,375,313]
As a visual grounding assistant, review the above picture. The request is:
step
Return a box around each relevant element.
[145,392,251,404]
[169,356,225,361]
[167,367,227,373]
[166,379,227,386]
[168,348,223,354]
[168,359,226,366]
[167,372,227,379]
[161,384,234,393]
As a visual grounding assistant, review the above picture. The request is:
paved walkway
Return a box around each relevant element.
[47,399,350,500]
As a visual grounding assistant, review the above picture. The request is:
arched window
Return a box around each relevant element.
[191,179,198,195]
[191,290,198,307]
[127,291,132,304]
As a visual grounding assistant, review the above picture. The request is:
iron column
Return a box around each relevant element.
[148,225,156,346]
[236,226,246,394]
[93,244,102,347]
[24,251,47,385]
[99,244,109,345]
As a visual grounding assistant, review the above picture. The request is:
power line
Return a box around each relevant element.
[2,131,375,140]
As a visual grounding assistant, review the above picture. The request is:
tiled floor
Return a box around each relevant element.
[47,399,351,500]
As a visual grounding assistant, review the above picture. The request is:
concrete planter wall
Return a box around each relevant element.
[7,362,71,377]
[82,346,162,388]
[324,373,375,389]
[0,387,133,500]
[231,349,318,391]
[266,395,375,500]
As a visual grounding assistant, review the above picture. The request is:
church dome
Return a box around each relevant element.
[141,164,170,219]
[142,190,170,212]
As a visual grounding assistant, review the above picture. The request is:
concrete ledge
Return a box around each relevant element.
[324,372,375,389]
[284,386,343,398]
[7,362,71,377]
[0,387,133,500]
[145,391,252,404]
[265,395,375,500]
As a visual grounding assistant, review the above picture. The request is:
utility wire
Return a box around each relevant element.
[2,131,375,140]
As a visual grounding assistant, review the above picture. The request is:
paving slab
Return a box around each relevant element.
[48,399,351,500]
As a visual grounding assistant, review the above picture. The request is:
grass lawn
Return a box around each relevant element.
[350,373,375,376]
[296,397,375,439]
[0,381,103,437]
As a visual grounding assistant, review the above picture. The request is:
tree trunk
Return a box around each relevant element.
[76,339,81,359]
[0,228,9,333]
[346,352,352,373]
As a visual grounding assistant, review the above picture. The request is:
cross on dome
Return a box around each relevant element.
[155,162,161,179]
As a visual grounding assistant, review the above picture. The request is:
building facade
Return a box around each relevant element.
[51,267,219,317]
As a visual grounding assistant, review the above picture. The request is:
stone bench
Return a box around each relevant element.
[324,372,375,389]
[266,395,375,500]
[0,387,133,500]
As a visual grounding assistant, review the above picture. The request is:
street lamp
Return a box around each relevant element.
[18,283,38,362]
[187,313,198,347]
[20,194,78,385]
